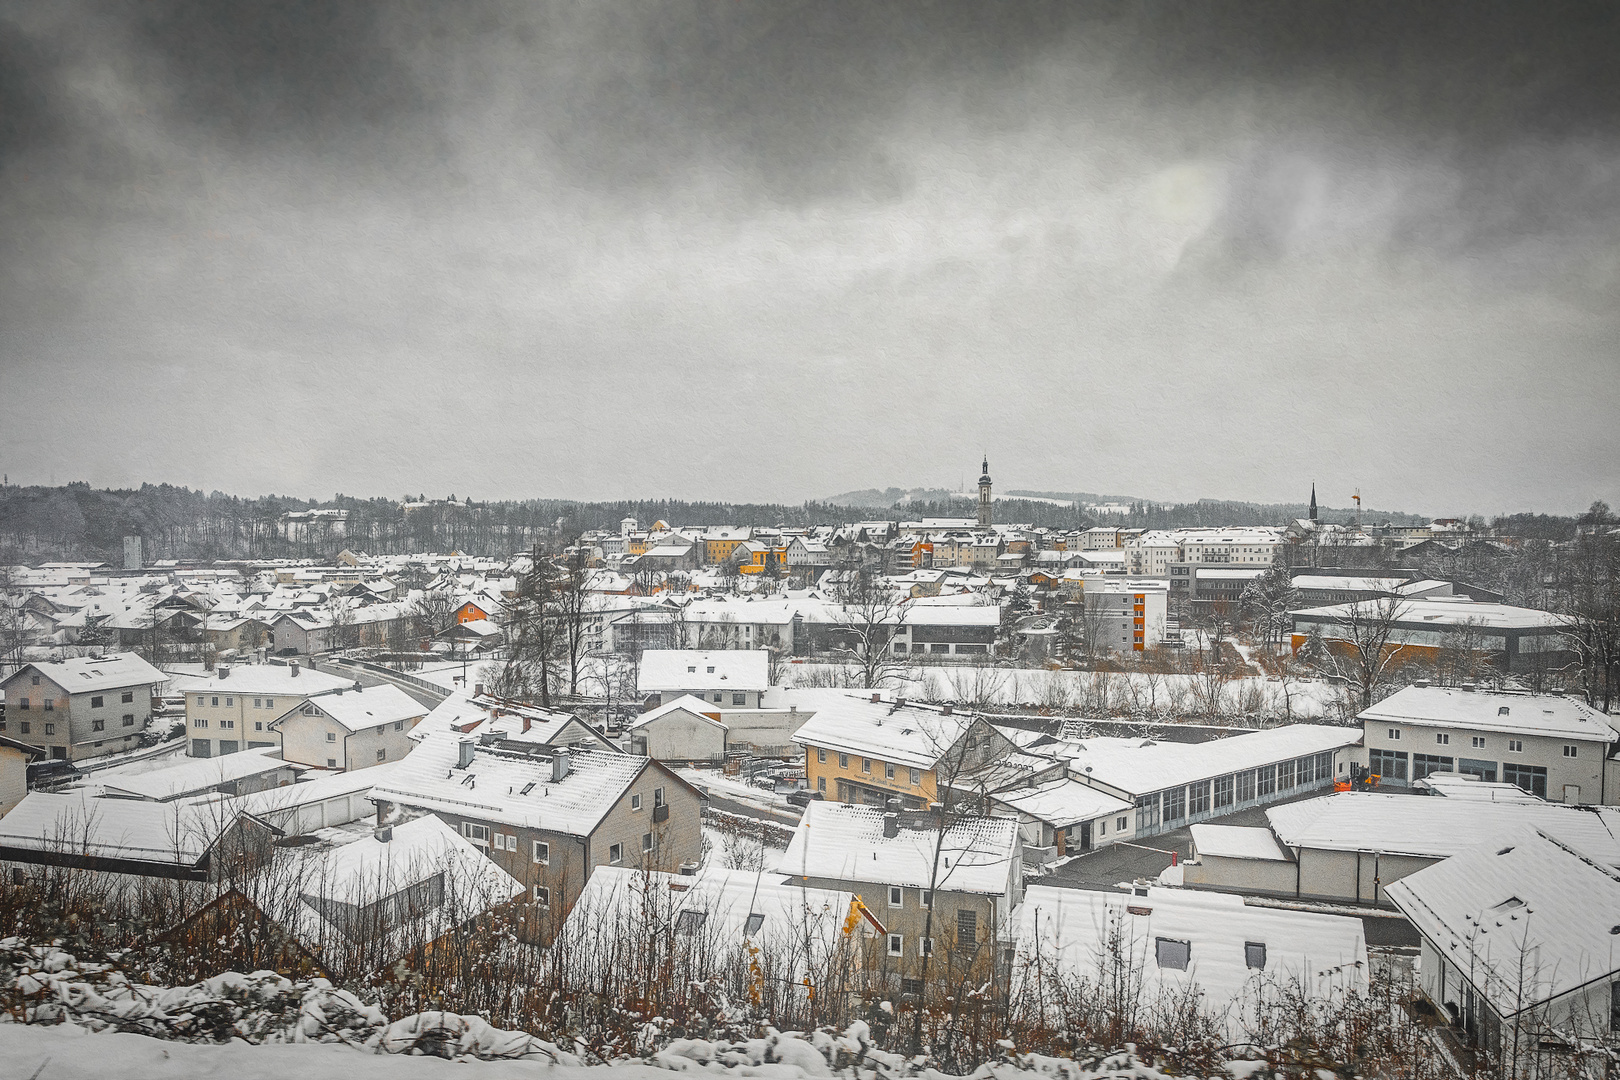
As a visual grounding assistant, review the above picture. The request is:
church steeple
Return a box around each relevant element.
[1309,482,1318,522]
[977,457,993,528]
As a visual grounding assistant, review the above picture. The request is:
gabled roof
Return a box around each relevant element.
[630,694,727,732]
[782,801,1019,896]
[97,747,298,802]
[786,691,986,770]
[284,683,427,732]
[4,653,164,694]
[1386,829,1620,1016]
[0,791,248,865]
[167,663,351,697]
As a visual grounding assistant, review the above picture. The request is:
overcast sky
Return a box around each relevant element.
[2,2,1616,515]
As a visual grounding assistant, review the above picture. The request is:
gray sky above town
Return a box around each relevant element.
[2,2,1616,515]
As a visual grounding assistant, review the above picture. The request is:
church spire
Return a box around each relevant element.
[977,457,993,528]
[1309,482,1318,522]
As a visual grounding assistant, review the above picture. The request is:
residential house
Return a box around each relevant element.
[637,649,770,710]
[0,653,165,762]
[781,801,1022,992]
[0,734,43,817]
[366,733,706,943]
[175,659,353,759]
[629,695,729,762]
[270,682,427,771]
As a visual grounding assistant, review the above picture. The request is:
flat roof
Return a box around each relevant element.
[1061,724,1361,798]
[1190,823,1291,861]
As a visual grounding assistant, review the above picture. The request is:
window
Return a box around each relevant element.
[610,843,623,865]
[376,749,387,762]
[534,841,550,864]
[885,763,896,780]
[1214,775,1234,809]
[91,718,104,732]
[1188,781,1211,816]
[43,723,54,736]
[17,698,27,711]
[862,758,871,774]
[1236,770,1256,802]
[532,886,550,907]
[1297,755,1315,784]
[1436,733,1450,746]
[706,666,715,673]
[326,731,336,742]
[91,696,103,708]
[1369,748,1409,781]
[42,699,52,712]
[122,691,133,704]
[1387,728,1401,740]
[1472,736,1487,749]
[744,913,765,937]
[1116,815,1127,831]
[910,768,921,786]
[675,910,706,934]
[631,793,642,811]
[1245,942,1267,970]
[1498,705,1511,716]
[654,787,665,807]
[732,693,746,705]
[817,749,826,763]
[1257,764,1276,796]
[817,776,826,791]
[642,832,654,852]
[1508,739,1523,752]
[122,714,134,727]
[957,909,978,946]
[921,890,931,909]
[394,720,404,731]
[264,698,273,708]
[887,934,904,957]
[326,758,336,768]
[920,938,934,957]
[1412,754,1453,781]
[1099,819,1106,836]
[1155,938,1190,970]
[1162,786,1186,822]
[463,823,490,844]
[1564,745,1579,758]
[30,675,38,685]
[224,697,233,707]
[1276,759,1295,790]
[254,721,263,731]
[211,697,219,707]
[1505,763,1548,798]
[889,886,903,908]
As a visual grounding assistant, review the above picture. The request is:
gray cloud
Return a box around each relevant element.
[1,2,1617,514]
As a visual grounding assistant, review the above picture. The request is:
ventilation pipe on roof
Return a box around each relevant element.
[457,738,476,769]
[552,750,571,783]
[522,715,532,734]
[882,813,899,839]
[475,683,484,697]
[289,660,300,677]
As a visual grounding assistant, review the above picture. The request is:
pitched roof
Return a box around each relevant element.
[368,732,649,836]
[167,663,351,697]
[630,695,727,732]
[6,653,164,694]
[97,747,298,802]
[0,791,246,864]
[781,801,1019,895]
[1386,829,1620,1016]
[1359,686,1617,743]
[989,776,1132,827]
[291,684,427,732]
[787,691,982,769]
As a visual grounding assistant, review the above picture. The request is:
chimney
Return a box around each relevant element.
[678,861,699,876]
[374,825,392,843]
[885,797,901,814]
[895,697,906,709]
[353,680,363,693]
[475,682,484,697]
[217,664,230,679]
[551,749,571,783]
[871,693,881,703]
[457,738,476,769]
[941,703,953,716]
[522,715,532,734]
[882,813,899,839]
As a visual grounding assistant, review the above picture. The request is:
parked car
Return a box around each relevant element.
[26,759,80,788]
[786,789,824,808]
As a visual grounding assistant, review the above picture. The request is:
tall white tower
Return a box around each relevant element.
[977,457,992,528]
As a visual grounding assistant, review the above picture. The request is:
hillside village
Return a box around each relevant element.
[0,479,1616,1076]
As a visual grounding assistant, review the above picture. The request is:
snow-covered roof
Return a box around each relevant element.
[1014,885,1366,1035]
[1291,575,1408,592]
[233,761,401,817]
[786,691,983,769]
[1059,724,1360,799]
[1291,598,1567,631]
[1190,824,1291,862]
[167,663,351,697]
[98,747,298,802]
[637,650,770,693]
[781,801,1019,896]
[6,653,164,694]
[1266,793,1620,864]
[988,776,1132,827]
[630,695,727,732]
[1414,772,1546,803]
[1386,829,1620,1016]
[368,732,652,836]
[293,684,427,733]
[1359,686,1617,743]
[899,604,1001,627]
[0,791,247,865]
[1195,567,1267,581]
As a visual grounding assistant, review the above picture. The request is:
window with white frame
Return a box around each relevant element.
[631,793,642,811]
[609,843,623,864]
[1564,745,1578,758]
[887,934,903,957]
[463,823,490,845]
[1387,728,1401,740]
[532,886,550,907]
[889,886,903,908]
[1471,736,1486,748]
[1436,733,1450,745]
[1508,739,1523,752]
[533,841,550,864]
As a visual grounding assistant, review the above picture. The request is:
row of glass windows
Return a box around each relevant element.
[1136,751,1335,830]
[1369,749,1550,797]
[194,695,281,709]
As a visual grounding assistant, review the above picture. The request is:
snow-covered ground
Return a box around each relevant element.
[701,823,787,874]
[678,767,798,815]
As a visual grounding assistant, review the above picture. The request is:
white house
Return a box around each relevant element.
[637,649,770,709]
[629,695,729,763]
[270,683,427,771]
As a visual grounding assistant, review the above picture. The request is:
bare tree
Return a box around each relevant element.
[1307,594,1414,712]
[1240,564,1300,655]
[1554,502,1618,711]
[829,567,908,689]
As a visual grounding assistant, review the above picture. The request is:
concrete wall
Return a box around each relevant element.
[634,709,726,762]
[1183,853,1299,897]
[716,708,810,757]
[1363,718,1613,804]
[186,686,293,757]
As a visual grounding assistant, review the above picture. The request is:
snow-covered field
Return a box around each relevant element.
[702,823,787,873]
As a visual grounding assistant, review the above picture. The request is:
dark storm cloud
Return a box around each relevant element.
[1,2,1617,512]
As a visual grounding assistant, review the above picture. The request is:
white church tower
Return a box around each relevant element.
[977,456,992,528]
